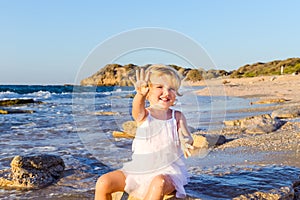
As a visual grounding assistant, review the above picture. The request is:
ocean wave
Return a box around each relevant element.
[30,91,52,99]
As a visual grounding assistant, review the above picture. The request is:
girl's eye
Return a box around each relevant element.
[169,88,175,92]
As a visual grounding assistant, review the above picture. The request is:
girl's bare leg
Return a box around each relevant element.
[144,174,175,200]
[94,170,126,200]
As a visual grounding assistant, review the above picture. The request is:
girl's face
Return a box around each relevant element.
[147,75,177,110]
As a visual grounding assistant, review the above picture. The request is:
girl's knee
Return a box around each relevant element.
[152,175,167,187]
[96,174,112,191]
[150,175,175,194]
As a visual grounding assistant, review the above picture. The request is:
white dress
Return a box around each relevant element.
[122,109,188,199]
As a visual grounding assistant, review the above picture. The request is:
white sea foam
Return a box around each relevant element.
[0,91,20,99]
[30,90,52,99]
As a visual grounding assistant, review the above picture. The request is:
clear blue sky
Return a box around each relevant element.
[1,0,299,84]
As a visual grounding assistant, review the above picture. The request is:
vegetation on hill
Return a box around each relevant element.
[80,58,300,86]
[80,63,229,86]
[230,57,300,78]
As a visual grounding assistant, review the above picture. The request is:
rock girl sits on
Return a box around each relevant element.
[95,64,194,200]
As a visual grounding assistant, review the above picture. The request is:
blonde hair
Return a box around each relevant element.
[146,64,183,96]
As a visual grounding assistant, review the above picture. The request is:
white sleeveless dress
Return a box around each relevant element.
[122,109,188,199]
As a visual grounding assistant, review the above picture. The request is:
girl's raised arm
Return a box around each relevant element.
[130,68,150,123]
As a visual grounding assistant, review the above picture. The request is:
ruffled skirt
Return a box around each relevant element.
[122,159,188,199]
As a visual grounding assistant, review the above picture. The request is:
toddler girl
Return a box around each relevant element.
[95,64,194,200]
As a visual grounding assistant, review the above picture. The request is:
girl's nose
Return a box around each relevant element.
[163,88,170,95]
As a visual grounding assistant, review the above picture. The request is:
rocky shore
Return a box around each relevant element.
[194,73,300,162]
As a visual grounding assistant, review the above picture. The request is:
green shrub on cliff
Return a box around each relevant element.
[230,58,300,78]
[185,69,203,82]
[284,63,300,74]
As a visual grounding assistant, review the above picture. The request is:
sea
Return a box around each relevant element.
[0,85,299,199]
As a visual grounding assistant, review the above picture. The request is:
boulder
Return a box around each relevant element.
[122,121,137,136]
[203,134,227,147]
[271,106,300,119]
[224,114,284,134]
[0,154,65,189]
[191,134,208,149]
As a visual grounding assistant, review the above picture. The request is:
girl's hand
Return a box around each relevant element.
[178,120,194,158]
[179,136,194,158]
[130,68,150,97]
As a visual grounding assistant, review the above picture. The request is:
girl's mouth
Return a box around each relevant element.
[159,97,170,102]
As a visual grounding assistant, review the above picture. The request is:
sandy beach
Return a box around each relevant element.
[193,74,300,103]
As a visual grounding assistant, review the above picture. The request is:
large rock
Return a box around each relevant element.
[271,106,300,119]
[224,114,284,134]
[0,154,65,189]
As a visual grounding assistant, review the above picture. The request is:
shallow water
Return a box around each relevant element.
[0,85,299,199]
[187,164,300,199]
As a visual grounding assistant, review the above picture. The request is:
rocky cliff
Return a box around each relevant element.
[80,58,300,86]
[80,64,228,86]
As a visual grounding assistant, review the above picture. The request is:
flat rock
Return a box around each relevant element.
[0,109,34,114]
[0,99,42,106]
[250,98,289,105]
